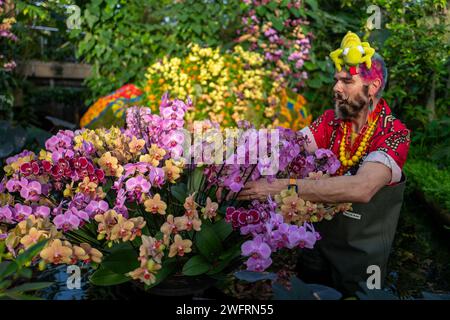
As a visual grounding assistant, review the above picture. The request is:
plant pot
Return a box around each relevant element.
[145,274,217,297]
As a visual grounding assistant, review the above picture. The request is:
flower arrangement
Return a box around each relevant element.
[0,93,350,290]
[237,0,311,92]
[143,44,284,128]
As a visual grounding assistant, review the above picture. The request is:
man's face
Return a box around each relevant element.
[333,70,370,120]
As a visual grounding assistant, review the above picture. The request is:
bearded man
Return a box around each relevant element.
[236,33,411,296]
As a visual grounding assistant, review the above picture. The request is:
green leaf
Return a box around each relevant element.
[0,280,12,290]
[305,0,318,11]
[4,293,44,300]
[189,167,205,194]
[15,240,48,267]
[306,77,323,89]
[145,257,177,289]
[5,282,53,294]
[303,61,318,71]
[266,1,278,11]
[255,5,267,16]
[211,218,232,241]
[271,17,284,32]
[171,182,188,203]
[84,9,99,29]
[195,224,223,262]
[0,262,17,280]
[191,24,202,36]
[89,267,130,286]
[18,268,32,279]
[182,255,211,276]
[289,6,302,18]
[101,246,139,274]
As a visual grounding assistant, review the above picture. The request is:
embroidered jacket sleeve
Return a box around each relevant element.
[363,120,411,184]
[300,109,335,152]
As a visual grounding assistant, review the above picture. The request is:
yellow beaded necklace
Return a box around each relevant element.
[339,114,379,168]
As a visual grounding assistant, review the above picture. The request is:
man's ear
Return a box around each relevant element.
[369,78,382,97]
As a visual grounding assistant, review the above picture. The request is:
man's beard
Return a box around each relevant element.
[334,85,370,120]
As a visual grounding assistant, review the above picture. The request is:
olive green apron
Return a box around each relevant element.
[299,174,406,296]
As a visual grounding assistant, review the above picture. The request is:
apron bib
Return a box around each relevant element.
[311,175,406,295]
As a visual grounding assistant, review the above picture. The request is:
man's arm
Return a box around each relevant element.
[296,162,392,203]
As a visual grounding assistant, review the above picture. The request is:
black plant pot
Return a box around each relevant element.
[145,274,218,297]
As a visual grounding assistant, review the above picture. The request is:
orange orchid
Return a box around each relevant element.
[163,159,182,183]
[168,234,192,258]
[40,239,73,264]
[144,193,167,215]
[201,197,218,220]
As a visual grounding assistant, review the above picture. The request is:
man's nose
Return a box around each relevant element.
[333,81,343,94]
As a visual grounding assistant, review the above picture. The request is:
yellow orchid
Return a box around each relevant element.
[144,193,167,215]
[40,239,73,264]
[20,227,47,249]
[98,152,124,177]
[168,234,192,258]
[139,144,166,166]
[163,159,182,183]
[129,136,146,154]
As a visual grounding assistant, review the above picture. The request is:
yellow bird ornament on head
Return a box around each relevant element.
[329,31,375,72]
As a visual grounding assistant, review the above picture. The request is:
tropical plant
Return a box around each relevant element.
[0,239,53,300]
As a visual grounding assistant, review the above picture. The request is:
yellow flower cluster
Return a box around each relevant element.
[74,128,145,171]
[274,186,352,224]
[94,209,146,245]
[3,215,102,267]
[143,44,284,128]
[40,239,103,265]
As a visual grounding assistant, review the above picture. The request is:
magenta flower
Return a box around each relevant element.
[71,207,90,223]
[162,129,185,145]
[223,171,244,193]
[245,256,273,272]
[161,119,184,131]
[6,178,22,193]
[34,206,51,218]
[294,226,317,249]
[53,211,80,231]
[242,236,272,260]
[20,180,42,201]
[124,163,150,178]
[45,130,74,152]
[161,105,185,121]
[0,206,15,223]
[126,176,151,194]
[85,200,109,217]
[14,204,32,221]
[149,167,165,188]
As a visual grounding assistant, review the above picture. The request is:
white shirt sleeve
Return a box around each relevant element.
[363,150,402,184]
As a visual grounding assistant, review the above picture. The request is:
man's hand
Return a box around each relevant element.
[236,178,288,202]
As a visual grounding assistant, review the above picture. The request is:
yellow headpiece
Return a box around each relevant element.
[329,31,375,72]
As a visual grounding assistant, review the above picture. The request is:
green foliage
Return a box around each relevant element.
[89,266,130,286]
[299,0,362,117]
[194,223,223,262]
[73,0,242,105]
[409,116,450,167]
[404,159,450,212]
[0,240,53,300]
[182,255,211,276]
